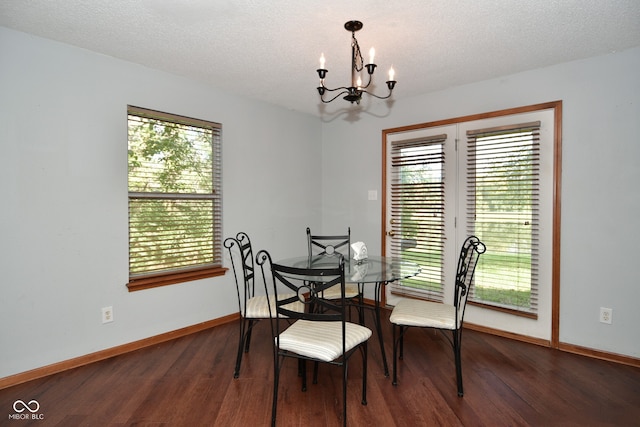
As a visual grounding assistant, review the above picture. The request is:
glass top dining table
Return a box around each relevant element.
[275,254,421,284]
[275,254,421,376]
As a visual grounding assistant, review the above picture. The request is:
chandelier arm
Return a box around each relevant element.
[360,89,393,100]
[320,85,352,93]
[321,90,350,103]
[357,73,374,90]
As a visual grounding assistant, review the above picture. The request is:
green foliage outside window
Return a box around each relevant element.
[128,111,219,276]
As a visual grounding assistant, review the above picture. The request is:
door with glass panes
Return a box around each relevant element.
[383,106,557,340]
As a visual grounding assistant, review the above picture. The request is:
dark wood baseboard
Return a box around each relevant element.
[558,341,640,368]
[0,313,239,390]
[464,322,551,347]
[465,321,640,368]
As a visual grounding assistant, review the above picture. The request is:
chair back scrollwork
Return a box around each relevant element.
[454,235,487,327]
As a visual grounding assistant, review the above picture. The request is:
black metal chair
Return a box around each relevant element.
[389,235,486,396]
[257,249,372,427]
[306,227,361,301]
[224,232,302,378]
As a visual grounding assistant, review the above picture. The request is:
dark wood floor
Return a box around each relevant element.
[2,309,639,426]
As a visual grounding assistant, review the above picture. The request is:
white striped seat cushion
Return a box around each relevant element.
[277,320,372,362]
[389,299,457,330]
[319,283,360,300]
[245,294,304,319]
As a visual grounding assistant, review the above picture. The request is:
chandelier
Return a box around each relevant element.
[316,20,397,105]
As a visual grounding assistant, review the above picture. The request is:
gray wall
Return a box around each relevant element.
[0,27,322,378]
[320,46,640,358]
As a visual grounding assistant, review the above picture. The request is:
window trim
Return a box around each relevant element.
[126,105,224,292]
[127,266,227,292]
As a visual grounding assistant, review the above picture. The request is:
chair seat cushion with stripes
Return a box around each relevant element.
[319,283,360,300]
[278,320,372,362]
[245,294,304,319]
[389,299,457,330]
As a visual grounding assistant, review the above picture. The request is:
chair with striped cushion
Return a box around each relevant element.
[257,249,372,427]
[389,235,486,396]
[224,232,302,378]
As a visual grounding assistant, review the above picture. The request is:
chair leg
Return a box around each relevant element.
[392,325,407,386]
[271,357,280,427]
[392,324,398,386]
[342,360,348,427]
[313,361,319,384]
[391,323,398,385]
[362,342,368,405]
[301,359,308,392]
[233,317,247,378]
[244,320,256,352]
[453,329,464,397]
[373,301,390,377]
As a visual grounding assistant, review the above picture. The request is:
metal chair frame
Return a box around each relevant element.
[307,226,351,258]
[257,249,370,427]
[306,227,362,305]
[224,232,260,379]
[391,235,486,396]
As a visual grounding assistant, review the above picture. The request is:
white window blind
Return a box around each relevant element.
[466,122,540,315]
[389,134,447,301]
[127,106,222,289]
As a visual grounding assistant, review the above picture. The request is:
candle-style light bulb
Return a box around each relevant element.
[369,47,375,64]
[319,53,326,69]
[356,76,362,89]
[389,66,395,81]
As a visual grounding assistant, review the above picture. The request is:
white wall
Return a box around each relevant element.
[320,46,640,358]
[0,27,322,378]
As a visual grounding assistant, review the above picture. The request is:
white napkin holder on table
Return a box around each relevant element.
[351,241,368,261]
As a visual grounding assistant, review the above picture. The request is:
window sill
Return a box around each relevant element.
[468,300,538,320]
[127,266,227,292]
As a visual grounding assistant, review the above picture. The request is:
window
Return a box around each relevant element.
[127,106,223,291]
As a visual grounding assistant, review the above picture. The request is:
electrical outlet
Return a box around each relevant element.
[102,306,114,324]
[599,307,612,324]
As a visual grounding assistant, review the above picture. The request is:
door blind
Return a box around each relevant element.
[466,121,540,315]
[389,134,447,301]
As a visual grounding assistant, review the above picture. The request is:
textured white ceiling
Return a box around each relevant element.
[1,0,639,117]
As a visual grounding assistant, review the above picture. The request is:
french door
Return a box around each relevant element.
[383,103,560,341]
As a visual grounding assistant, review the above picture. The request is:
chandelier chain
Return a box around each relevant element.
[352,34,364,72]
